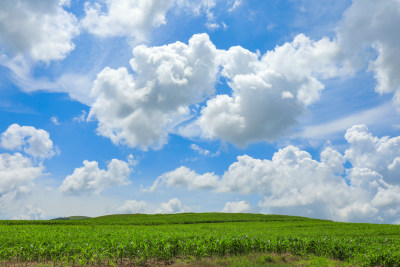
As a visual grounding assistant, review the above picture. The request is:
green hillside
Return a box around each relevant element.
[51,215,92,221]
[89,212,326,225]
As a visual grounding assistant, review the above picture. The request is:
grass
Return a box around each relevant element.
[1,213,400,266]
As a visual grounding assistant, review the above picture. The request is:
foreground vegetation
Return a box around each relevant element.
[1,213,400,266]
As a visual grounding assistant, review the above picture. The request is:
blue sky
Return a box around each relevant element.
[1,0,400,223]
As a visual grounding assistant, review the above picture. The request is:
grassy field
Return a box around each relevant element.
[1,213,400,266]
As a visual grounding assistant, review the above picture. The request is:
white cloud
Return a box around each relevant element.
[0,124,55,159]
[51,117,60,126]
[89,32,347,149]
[117,198,188,214]
[150,166,219,192]
[228,0,242,12]
[153,125,400,223]
[156,198,184,214]
[0,0,79,62]
[177,0,226,30]
[190,144,219,157]
[336,0,400,106]
[0,153,44,210]
[180,0,216,18]
[88,33,219,150]
[197,34,343,146]
[344,124,400,186]
[205,22,220,30]
[0,153,43,196]
[117,200,147,214]
[59,158,131,195]
[222,200,250,213]
[85,0,400,149]
[82,0,175,40]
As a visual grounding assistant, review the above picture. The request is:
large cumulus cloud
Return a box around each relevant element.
[197,34,343,146]
[89,33,343,149]
[88,33,219,150]
[151,125,400,223]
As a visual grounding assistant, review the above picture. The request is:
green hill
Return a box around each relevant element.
[51,215,91,220]
[88,212,327,225]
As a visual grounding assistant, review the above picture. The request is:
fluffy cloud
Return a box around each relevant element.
[117,200,147,214]
[0,124,55,159]
[90,32,345,149]
[0,0,79,62]
[336,0,400,105]
[149,166,219,192]
[0,153,44,209]
[152,125,400,223]
[88,33,219,150]
[222,200,250,213]
[116,198,186,214]
[85,0,400,149]
[0,124,53,216]
[156,198,184,214]
[197,34,343,146]
[344,124,400,185]
[82,0,175,40]
[59,158,131,195]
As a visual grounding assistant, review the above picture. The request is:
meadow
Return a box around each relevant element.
[1,213,400,266]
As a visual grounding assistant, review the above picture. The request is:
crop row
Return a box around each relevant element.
[1,226,400,265]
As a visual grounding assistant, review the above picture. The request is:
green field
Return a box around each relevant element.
[1,213,400,266]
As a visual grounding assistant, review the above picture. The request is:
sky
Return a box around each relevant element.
[1,0,400,223]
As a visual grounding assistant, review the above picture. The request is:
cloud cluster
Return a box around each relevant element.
[86,0,400,150]
[152,125,400,223]
[90,32,344,149]
[0,0,79,62]
[0,124,55,159]
[88,33,219,149]
[59,159,131,195]
[344,124,400,186]
[82,0,175,40]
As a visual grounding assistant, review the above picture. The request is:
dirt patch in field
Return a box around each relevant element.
[0,253,347,267]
